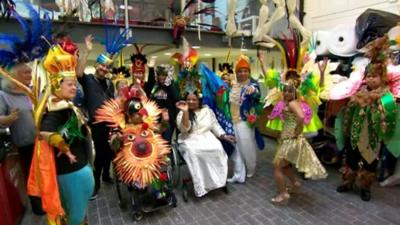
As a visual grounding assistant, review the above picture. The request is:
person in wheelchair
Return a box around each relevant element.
[95,85,172,195]
[176,91,235,197]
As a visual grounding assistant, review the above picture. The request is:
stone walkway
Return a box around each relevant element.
[22,138,400,225]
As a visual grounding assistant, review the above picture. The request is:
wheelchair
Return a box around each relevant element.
[114,144,179,221]
[169,141,229,202]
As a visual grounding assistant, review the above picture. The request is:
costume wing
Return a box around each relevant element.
[199,63,235,155]
[95,99,126,128]
[199,63,234,134]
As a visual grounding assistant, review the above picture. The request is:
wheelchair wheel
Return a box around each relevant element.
[182,182,189,202]
[171,192,178,207]
[169,143,181,187]
[133,211,143,221]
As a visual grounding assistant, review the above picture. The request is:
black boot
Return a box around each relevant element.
[90,188,98,201]
[356,169,375,202]
[337,167,356,193]
[102,176,114,185]
[222,185,229,194]
[91,170,101,200]
[30,196,46,216]
[360,188,371,201]
[336,183,352,193]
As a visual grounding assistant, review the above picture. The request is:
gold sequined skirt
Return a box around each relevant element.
[273,135,328,180]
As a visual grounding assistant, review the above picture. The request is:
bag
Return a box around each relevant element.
[355,9,400,49]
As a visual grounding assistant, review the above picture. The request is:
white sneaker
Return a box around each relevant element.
[227,177,236,183]
[380,175,400,187]
[227,177,245,184]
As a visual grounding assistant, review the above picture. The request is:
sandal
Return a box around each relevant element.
[271,193,290,206]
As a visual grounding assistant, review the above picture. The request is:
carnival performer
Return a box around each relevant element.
[9,42,95,225]
[111,65,130,98]
[0,63,46,215]
[95,85,173,202]
[261,33,323,137]
[218,62,234,89]
[271,82,327,205]
[131,44,155,96]
[146,64,180,143]
[0,4,53,215]
[176,91,234,197]
[336,36,400,201]
[217,50,235,89]
[110,65,130,106]
[76,27,133,197]
[228,55,264,183]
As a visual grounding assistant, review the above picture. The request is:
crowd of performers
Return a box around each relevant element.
[1,4,400,225]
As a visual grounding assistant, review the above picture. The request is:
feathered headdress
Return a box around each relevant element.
[130,44,148,78]
[111,66,130,87]
[218,63,234,76]
[218,48,233,77]
[43,45,77,93]
[275,29,307,84]
[171,37,199,69]
[168,0,217,42]
[263,30,324,138]
[173,38,201,97]
[97,26,134,65]
[0,3,52,69]
[364,35,390,81]
[177,67,202,98]
[56,36,79,55]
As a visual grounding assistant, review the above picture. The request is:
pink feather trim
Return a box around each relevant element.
[300,101,312,125]
[268,101,285,121]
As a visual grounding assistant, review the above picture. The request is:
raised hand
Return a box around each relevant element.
[318,57,328,75]
[161,109,169,122]
[257,48,265,62]
[318,57,328,86]
[84,34,94,52]
[176,101,189,111]
[147,57,156,68]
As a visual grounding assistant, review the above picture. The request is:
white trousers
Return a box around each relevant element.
[230,121,257,182]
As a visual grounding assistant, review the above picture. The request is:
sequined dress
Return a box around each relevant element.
[273,108,327,180]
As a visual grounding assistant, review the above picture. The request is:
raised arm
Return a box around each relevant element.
[76,35,93,78]
[176,101,191,132]
[257,49,267,77]
[144,66,156,96]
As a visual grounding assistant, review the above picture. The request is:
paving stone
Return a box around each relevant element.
[19,138,400,225]
[100,217,112,225]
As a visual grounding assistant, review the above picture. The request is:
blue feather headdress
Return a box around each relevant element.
[97,25,134,65]
[0,3,52,69]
